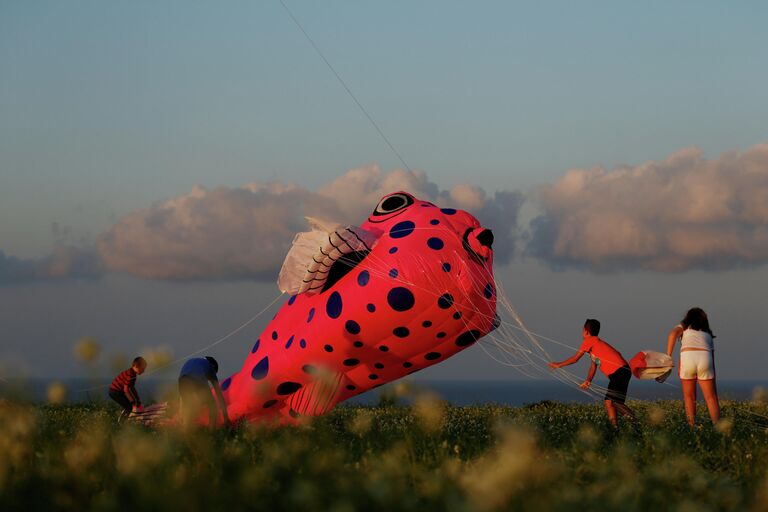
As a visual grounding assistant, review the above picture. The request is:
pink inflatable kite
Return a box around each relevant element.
[220,192,497,423]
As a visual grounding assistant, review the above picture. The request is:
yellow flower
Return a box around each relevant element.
[461,427,554,510]
[753,386,766,405]
[73,337,101,364]
[109,353,129,373]
[648,405,666,426]
[714,418,734,436]
[141,346,174,370]
[576,424,599,448]
[350,409,373,436]
[413,393,445,433]
[46,381,67,405]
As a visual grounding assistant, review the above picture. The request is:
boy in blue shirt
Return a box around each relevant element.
[178,356,230,428]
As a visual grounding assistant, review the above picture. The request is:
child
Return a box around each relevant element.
[109,356,147,421]
[548,319,635,428]
[178,356,230,428]
[666,307,719,426]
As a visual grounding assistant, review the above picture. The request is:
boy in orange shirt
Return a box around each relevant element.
[549,319,635,428]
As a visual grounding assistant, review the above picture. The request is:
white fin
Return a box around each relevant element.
[278,221,378,296]
[304,216,340,232]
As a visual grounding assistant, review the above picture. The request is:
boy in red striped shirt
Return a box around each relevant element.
[109,356,147,421]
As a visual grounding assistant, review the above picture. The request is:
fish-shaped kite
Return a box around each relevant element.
[220,191,497,423]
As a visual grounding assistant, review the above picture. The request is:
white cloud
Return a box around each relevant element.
[0,245,101,285]
[528,143,768,271]
[96,166,522,280]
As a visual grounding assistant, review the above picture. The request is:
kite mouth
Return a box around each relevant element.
[322,250,370,293]
[462,227,494,263]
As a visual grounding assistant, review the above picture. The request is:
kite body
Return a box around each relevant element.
[630,350,674,381]
[220,192,497,424]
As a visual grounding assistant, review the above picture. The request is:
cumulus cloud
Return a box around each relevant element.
[528,143,768,271]
[96,166,522,280]
[10,142,768,283]
[0,245,101,285]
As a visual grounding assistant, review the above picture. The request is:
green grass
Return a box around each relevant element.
[2,399,768,511]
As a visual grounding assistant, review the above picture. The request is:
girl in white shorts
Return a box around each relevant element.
[666,307,719,426]
[679,347,715,380]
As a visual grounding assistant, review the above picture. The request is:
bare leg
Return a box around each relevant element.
[682,379,697,427]
[604,400,618,428]
[698,379,720,424]
[118,408,131,424]
[614,402,636,421]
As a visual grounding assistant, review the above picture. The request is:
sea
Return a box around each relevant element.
[3,378,766,406]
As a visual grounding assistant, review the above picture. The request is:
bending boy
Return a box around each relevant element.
[109,356,147,422]
[548,319,635,428]
[178,356,230,428]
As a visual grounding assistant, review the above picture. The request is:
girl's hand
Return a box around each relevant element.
[548,362,560,369]
[579,380,591,390]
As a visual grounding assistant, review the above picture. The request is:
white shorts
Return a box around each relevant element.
[679,350,715,380]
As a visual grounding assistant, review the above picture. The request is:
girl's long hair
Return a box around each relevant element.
[681,307,715,338]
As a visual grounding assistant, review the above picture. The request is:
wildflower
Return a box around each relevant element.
[461,427,553,510]
[576,424,599,448]
[73,336,101,364]
[64,422,109,471]
[47,381,67,405]
[714,418,734,436]
[0,403,36,489]
[110,352,129,373]
[393,381,413,398]
[142,346,174,370]
[648,405,666,426]
[413,393,445,433]
[350,409,373,436]
[113,429,170,475]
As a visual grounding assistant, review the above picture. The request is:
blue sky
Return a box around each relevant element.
[1,1,767,382]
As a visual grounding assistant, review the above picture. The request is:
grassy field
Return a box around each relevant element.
[2,398,768,511]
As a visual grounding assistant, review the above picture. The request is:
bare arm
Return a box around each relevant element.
[549,350,586,369]
[123,383,141,406]
[211,380,230,426]
[581,360,597,389]
[666,325,683,356]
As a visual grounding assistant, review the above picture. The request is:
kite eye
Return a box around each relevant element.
[373,193,413,216]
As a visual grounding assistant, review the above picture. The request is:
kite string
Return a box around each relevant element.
[271,0,612,402]
[276,0,412,172]
[270,0,703,410]
[305,227,768,424]
[437,248,768,423]
[147,292,286,375]
[73,292,285,395]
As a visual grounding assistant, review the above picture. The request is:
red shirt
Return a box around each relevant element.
[579,335,627,377]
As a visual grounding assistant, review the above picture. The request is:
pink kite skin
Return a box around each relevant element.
[220,192,497,424]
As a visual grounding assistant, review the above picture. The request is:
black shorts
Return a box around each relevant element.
[108,389,133,413]
[605,365,631,404]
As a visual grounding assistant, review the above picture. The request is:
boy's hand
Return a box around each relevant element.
[579,380,591,390]
[132,405,145,413]
[548,362,559,369]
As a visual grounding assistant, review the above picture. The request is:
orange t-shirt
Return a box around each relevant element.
[579,335,627,377]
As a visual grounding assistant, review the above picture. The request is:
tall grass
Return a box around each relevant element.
[1,399,767,511]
